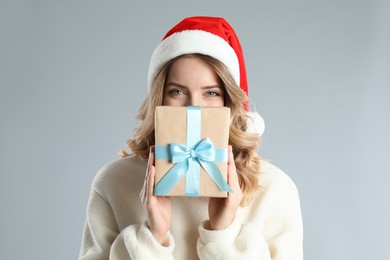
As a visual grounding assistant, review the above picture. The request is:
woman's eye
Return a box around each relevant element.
[168,89,184,95]
[205,91,220,96]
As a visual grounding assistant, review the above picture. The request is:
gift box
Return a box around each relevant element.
[154,106,232,197]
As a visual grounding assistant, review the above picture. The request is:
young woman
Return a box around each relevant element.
[79,16,303,259]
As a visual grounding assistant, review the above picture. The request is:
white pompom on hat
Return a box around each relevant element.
[148,16,265,136]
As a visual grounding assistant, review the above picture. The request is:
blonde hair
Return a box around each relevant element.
[121,54,261,204]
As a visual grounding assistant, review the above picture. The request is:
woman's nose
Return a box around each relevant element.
[187,95,203,107]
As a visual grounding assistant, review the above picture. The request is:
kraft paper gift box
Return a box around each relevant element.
[154,106,232,197]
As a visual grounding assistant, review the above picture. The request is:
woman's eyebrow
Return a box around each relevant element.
[164,82,189,89]
[201,85,223,89]
[165,82,222,88]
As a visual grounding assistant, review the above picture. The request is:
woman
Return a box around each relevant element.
[79,16,303,259]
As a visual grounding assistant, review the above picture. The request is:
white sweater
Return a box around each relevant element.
[79,155,303,259]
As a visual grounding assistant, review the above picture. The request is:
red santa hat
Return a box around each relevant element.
[148,16,265,135]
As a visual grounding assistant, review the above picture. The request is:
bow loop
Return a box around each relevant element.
[193,138,215,161]
[170,143,191,163]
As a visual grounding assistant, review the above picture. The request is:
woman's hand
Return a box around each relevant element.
[208,145,243,230]
[140,146,172,245]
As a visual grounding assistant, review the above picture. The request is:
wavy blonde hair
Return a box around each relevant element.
[121,54,261,204]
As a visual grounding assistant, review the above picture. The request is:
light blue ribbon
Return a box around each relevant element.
[154,106,232,196]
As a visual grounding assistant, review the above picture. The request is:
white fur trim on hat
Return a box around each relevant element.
[148,30,240,90]
[246,111,265,136]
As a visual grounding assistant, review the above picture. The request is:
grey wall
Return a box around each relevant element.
[1,0,389,259]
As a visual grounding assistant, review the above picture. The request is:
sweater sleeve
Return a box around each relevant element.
[78,189,175,260]
[264,183,303,260]
[197,181,303,259]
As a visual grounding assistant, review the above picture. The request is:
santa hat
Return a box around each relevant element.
[148,16,265,135]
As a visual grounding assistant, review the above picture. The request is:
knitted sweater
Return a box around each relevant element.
[79,155,303,259]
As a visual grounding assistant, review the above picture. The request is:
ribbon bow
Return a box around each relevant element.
[170,138,215,163]
[154,138,232,196]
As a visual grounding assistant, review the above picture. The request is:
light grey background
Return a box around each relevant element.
[1,0,389,259]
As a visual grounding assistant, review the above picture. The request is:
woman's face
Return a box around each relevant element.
[162,56,225,107]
